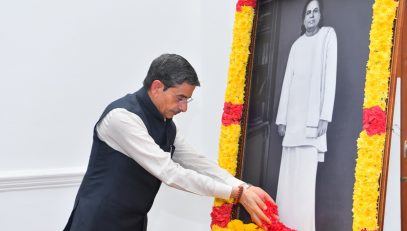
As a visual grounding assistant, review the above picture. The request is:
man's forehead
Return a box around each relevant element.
[307,1,319,9]
[171,83,195,95]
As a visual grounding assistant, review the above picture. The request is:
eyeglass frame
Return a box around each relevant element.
[163,85,194,104]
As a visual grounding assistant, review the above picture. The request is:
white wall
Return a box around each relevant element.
[383,79,401,231]
[148,1,235,231]
[0,0,235,230]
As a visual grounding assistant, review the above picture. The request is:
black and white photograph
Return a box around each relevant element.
[240,0,375,230]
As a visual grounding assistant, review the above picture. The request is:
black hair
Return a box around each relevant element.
[143,54,200,90]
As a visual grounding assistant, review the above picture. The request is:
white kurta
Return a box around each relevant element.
[96,108,245,200]
[275,27,337,231]
[276,26,337,155]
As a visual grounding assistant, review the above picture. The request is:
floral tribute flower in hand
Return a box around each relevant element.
[210,200,295,231]
[261,200,296,231]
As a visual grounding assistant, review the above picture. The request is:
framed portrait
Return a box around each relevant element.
[235,0,401,230]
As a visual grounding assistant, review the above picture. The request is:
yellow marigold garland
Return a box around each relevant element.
[217,4,255,196]
[218,124,242,176]
[211,1,257,230]
[224,6,255,105]
[352,0,398,230]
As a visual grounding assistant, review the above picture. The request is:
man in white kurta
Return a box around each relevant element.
[275,24,337,231]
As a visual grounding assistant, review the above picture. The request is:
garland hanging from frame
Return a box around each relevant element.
[352,0,398,230]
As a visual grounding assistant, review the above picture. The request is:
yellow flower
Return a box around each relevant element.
[227,220,245,230]
[213,198,233,207]
[218,124,241,175]
[353,130,386,231]
[224,7,254,104]
[212,225,230,231]
[244,223,260,231]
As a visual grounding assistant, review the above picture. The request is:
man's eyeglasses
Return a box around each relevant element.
[174,95,193,104]
[166,90,193,104]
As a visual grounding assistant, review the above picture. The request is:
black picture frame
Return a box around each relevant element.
[238,0,375,230]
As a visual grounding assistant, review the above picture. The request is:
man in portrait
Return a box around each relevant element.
[275,0,337,230]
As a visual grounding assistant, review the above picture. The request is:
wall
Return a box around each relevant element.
[383,79,401,231]
[0,0,234,230]
[148,1,235,231]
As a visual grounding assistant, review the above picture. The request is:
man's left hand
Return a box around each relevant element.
[317,119,328,137]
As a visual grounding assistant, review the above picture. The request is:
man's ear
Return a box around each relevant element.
[150,80,164,96]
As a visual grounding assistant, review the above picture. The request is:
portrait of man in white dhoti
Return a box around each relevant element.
[239,0,373,229]
[275,0,337,230]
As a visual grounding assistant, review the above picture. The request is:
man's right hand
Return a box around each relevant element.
[233,186,276,230]
[277,124,286,136]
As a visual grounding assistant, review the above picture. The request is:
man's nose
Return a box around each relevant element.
[179,103,188,112]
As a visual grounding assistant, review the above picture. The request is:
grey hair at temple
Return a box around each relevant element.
[143,53,201,90]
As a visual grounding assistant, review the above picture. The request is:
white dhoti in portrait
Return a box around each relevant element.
[274,26,337,231]
[276,146,319,231]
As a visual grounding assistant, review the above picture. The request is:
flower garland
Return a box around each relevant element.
[210,0,293,230]
[352,0,398,231]
[211,201,295,231]
[211,0,398,230]
[210,0,260,229]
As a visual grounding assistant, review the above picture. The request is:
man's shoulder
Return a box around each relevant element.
[108,93,137,108]
[101,93,142,120]
[320,26,336,36]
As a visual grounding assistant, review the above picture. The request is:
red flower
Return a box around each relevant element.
[363,106,386,136]
[262,200,296,231]
[236,0,257,11]
[222,103,244,126]
[210,203,233,228]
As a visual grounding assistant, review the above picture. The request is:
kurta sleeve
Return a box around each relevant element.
[96,108,234,199]
[320,28,337,122]
[276,43,295,125]
[172,125,244,188]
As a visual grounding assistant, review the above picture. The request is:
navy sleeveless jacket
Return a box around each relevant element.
[64,87,176,231]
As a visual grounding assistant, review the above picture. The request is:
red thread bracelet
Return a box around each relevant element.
[234,185,244,204]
